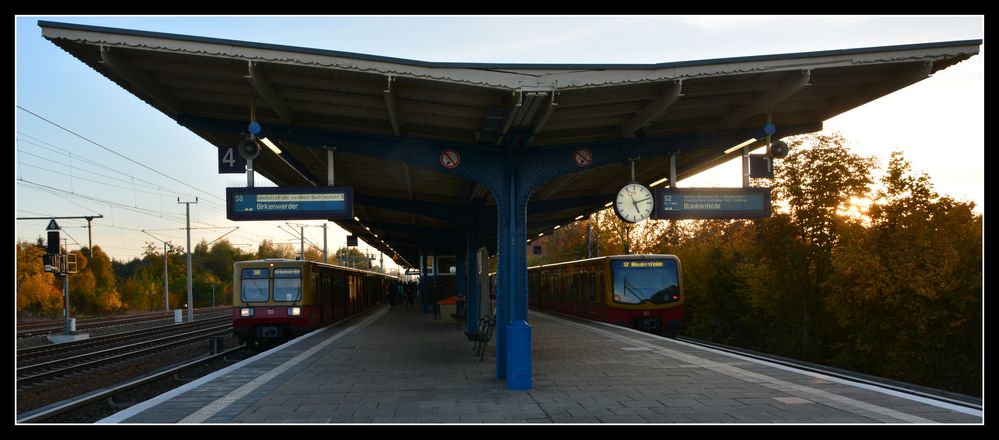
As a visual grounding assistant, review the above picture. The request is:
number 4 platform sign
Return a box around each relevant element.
[218,146,247,174]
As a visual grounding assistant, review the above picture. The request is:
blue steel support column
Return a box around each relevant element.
[495,138,532,389]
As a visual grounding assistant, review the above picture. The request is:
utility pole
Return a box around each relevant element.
[142,231,172,311]
[62,237,70,332]
[322,223,328,263]
[178,197,197,322]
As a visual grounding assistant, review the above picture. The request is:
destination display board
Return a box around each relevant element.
[653,187,771,220]
[226,186,353,221]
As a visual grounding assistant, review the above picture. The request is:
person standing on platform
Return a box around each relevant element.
[396,281,405,308]
[405,282,415,308]
[387,281,397,308]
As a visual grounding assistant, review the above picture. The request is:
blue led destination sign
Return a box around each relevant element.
[653,187,771,220]
[226,186,353,221]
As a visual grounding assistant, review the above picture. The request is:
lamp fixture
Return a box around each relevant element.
[724,138,757,154]
[260,137,282,155]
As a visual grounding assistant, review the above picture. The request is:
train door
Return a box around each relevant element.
[349,274,358,312]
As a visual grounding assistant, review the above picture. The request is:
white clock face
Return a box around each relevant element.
[614,183,655,223]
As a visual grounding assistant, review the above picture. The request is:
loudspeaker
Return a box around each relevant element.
[769,140,789,159]
[238,138,260,160]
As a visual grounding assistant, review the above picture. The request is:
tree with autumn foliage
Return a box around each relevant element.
[824,151,981,394]
[16,240,64,317]
[762,133,877,357]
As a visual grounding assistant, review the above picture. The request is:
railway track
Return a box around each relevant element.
[17,321,232,389]
[18,345,251,423]
[18,316,232,365]
[17,306,230,338]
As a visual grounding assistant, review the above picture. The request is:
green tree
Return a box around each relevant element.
[767,133,876,357]
[256,239,295,259]
[303,246,324,263]
[678,220,759,344]
[596,208,637,255]
[824,151,982,395]
[529,220,589,266]
[333,246,368,268]
[86,246,124,313]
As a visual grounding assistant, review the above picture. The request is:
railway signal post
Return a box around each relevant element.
[41,219,89,344]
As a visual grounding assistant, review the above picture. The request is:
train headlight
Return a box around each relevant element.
[287,307,301,316]
[240,307,254,317]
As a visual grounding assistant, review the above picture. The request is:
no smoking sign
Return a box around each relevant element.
[440,149,461,169]
[574,148,593,168]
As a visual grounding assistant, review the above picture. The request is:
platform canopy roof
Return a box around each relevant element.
[40,21,980,267]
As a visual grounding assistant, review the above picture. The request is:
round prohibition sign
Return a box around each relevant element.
[573,148,593,168]
[440,149,461,169]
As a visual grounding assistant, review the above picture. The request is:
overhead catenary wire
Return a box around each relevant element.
[16,134,227,211]
[16,106,225,203]
[17,178,218,227]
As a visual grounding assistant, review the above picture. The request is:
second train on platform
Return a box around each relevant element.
[527,254,683,333]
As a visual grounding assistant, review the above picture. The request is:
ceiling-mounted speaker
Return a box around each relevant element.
[769,139,789,159]
[238,137,260,160]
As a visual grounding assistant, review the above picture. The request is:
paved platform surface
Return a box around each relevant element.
[100,305,982,424]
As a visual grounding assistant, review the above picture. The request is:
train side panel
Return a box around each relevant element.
[527,255,683,333]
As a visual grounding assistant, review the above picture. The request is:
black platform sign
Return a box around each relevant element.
[218,146,247,174]
[226,186,353,221]
[653,187,772,220]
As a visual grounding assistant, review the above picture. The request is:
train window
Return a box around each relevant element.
[424,255,435,276]
[610,260,680,305]
[240,268,269,302]
[274,268,303,302]
[437,256,456,275]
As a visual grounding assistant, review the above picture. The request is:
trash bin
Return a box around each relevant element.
[437,296,458,323]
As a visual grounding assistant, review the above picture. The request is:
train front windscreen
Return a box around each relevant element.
[610,259,680,305]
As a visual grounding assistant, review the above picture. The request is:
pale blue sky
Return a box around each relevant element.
[14,16,984,264]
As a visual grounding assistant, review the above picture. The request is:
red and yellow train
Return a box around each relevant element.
[527,254,683,333]
[232,259,395,345]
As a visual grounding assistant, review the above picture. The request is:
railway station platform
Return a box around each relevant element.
[99,306,981,424]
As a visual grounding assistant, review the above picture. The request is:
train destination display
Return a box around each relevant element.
[653,187,771,220]
[226,186,353,220]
